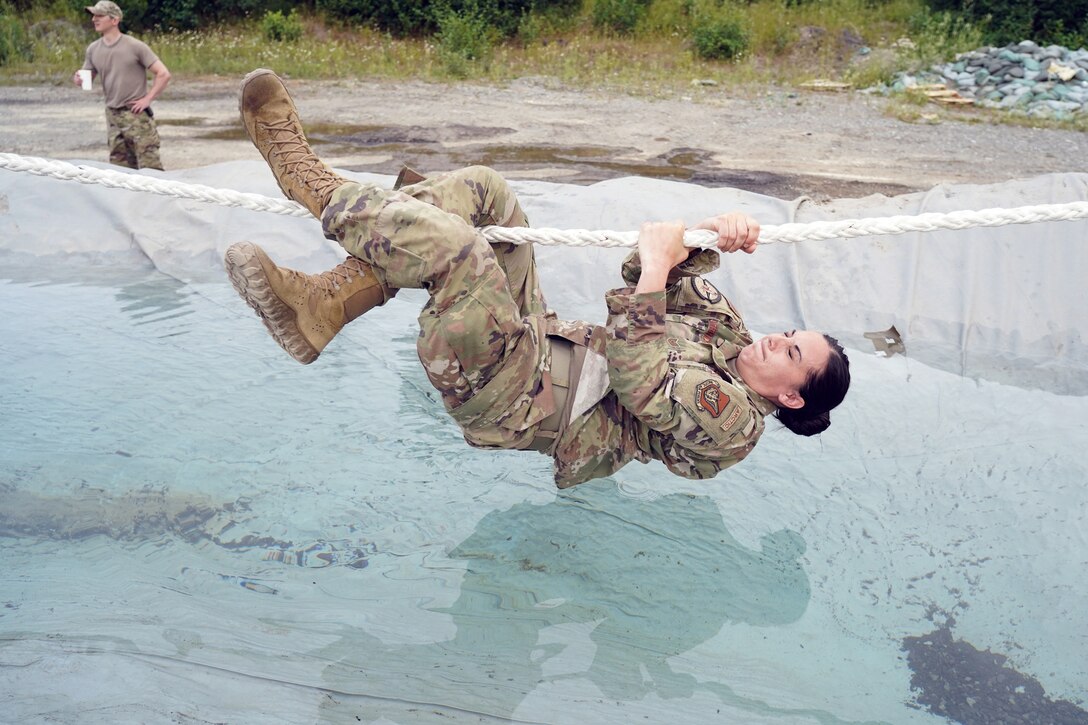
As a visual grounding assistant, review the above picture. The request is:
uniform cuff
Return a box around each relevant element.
[605,288,666,344]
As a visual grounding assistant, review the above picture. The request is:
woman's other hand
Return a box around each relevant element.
[694,212,760,254]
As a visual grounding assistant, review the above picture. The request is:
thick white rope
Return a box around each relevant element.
[3,152,1087,248]
[0,152,312,219]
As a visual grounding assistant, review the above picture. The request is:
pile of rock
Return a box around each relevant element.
[887,41,1088,118]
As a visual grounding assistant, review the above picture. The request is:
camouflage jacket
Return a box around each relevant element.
[551,248,777,487]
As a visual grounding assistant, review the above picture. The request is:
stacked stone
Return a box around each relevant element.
[889,41,1088,118]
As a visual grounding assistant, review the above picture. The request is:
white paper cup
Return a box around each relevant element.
[77,70,92,91]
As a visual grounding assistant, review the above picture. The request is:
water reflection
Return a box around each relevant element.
[1,256,195,330]
[316,488,846,721]
[114,277,195,327]
[0,486,374,569]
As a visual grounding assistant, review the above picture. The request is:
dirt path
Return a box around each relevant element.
[3,75,1086,199]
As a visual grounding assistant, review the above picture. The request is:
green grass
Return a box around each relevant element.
[0,0,965,87]
[0,1,1083,131]
[880,92,1088,131]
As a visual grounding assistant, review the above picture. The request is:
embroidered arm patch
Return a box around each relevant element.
[670,367,753,449]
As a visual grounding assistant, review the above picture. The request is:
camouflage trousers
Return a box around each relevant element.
[320,166,555,449]
[105,107,163,170]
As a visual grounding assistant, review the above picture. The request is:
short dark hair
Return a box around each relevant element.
[775,334,850,436]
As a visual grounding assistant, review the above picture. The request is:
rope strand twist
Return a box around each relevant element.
[2,152,1087,248]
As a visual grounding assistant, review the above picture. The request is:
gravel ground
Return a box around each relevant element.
[2,74,1086,199]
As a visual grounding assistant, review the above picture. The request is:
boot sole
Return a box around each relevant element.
[224,242,320,365]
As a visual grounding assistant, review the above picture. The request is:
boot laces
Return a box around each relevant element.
[295,257,368,295]
[261,116,342,196]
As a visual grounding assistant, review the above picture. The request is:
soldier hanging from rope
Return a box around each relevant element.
[223,69,851,488]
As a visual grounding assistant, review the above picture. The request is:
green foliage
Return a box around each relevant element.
[923,0,1088,47]
[315,0,429,35]
[5,15,87,67]
[0,12,33,65]
[691,4,750,60]
[1029,0,1088,48]
[498,0,580,36]
[261,8,303,41]
[637,0,694,36]
[1045,18,1088,52]
[766,21,794,54]
[436,3,495,75]
[312,0,377,25]
[513,0,580,42]
[3,0,1081,103]
[108,0,152,31]
[905,7,982,64]
[515,11,541,42]
[845,55,898,87]
[591,0,651,35]
[316,0,568,37]
[107,0,199,32]
[29,16,86,44]
[67,0,302,32]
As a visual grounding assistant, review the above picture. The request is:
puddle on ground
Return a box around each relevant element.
[157,116,211,128]
[201,121,916,200]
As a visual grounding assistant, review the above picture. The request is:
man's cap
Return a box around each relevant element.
[85,1,122,19]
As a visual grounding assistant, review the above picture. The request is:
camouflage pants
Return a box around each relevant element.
[321,166,554,449]
[105,107,163,170]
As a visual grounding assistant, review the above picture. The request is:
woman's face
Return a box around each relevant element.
[736,330,831,409]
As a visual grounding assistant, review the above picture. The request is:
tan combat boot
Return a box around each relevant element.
[239,68,343,218]
[224,242,390,364]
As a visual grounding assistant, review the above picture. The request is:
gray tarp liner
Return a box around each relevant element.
[4,162,1085,392]
[1,161,1086,724]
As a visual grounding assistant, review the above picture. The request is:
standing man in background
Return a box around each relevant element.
[73,1,171,170]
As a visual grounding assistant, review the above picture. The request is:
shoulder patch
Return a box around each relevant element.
[694,379,729,418]
[690,277,723,304]
[671,367,756,448]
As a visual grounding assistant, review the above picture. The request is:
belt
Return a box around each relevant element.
[527,336,586,453]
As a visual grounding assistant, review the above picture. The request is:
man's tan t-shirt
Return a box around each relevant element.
[82,35,160,110]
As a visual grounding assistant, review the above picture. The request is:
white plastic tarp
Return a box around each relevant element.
[1,161,1086,724]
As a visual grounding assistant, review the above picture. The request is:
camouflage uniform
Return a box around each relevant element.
[83,33,165,171]
[104,107,162,170]
[321,166,776,488]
